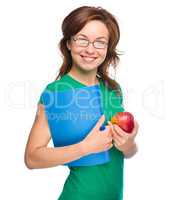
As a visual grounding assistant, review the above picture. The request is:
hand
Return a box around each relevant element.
[108,120,139,153]
[82,115,114,155]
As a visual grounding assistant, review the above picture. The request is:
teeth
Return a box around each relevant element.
[82,56,96,62]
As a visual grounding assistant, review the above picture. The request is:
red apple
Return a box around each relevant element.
[111,112,134,133]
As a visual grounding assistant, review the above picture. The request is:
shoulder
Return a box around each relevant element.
[38,79,61,105]
[44,79,61,91]
[43,77,72,92]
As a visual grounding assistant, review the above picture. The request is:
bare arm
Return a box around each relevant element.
[25,105,113,169]
[24,104,88,169]
[123,142,138,159]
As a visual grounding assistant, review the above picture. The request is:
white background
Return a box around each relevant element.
[0,0,169,199]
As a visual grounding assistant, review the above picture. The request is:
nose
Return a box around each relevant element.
[85,42,95,54]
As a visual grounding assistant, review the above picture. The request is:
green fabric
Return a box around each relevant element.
[38,74,124,200]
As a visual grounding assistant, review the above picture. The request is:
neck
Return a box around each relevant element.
[68,67,99,86]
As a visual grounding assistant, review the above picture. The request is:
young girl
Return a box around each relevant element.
[24,6,139,200]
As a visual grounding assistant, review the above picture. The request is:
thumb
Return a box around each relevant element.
[92,114,105,132]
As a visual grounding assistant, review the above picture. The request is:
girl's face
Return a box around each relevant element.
[67,20,109,73]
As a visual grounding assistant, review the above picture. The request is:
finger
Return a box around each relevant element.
[112,131,126,145]
[105,125,113,135]
[108,141,114,147]
[113,137,126,150]
[93,114,105,132]
[107,121,113,129]
[113,124,129,138]
[114,141,121,149]
[107,136,113,144]
[100,125,111,135]
[108,122,129,142]
[106,142,113,150]
[108,121,124,136]
[100,126,113,142]
[107,121,116,136]
[109,143,114,149]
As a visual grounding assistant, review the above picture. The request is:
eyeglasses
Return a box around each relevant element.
[72,37,108,49]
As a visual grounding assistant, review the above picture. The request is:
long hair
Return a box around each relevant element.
[57,6,122,96]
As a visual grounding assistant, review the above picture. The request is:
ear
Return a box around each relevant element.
[66,40,71,51]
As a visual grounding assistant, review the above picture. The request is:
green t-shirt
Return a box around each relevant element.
[38,74,124,200]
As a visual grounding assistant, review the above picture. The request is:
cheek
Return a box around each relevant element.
[99,50,107,62]
[70,48,83,59]
[70,43,83,54]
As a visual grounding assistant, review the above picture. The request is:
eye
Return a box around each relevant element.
[94,40,108,48]
[77,38,88,42]
[95,40,107,45]
[76,38,88,45]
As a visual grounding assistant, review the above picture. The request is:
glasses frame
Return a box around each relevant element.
[72,37,108,49]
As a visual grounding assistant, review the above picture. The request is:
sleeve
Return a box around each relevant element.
[37,86,48,105]
[37,81,57,106]
[38,94,44,105]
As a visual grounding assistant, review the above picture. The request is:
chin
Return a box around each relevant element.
[79,64,99,73]
[77,61,100,70]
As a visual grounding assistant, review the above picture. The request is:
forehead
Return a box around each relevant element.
[76,20,109,40]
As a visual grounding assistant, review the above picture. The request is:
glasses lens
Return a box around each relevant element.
[76,38,88,47]
[94,41,107,49]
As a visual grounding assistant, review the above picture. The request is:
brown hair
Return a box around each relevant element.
[56,6,122,96]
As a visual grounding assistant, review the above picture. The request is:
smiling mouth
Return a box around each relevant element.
[80,55,97,62]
